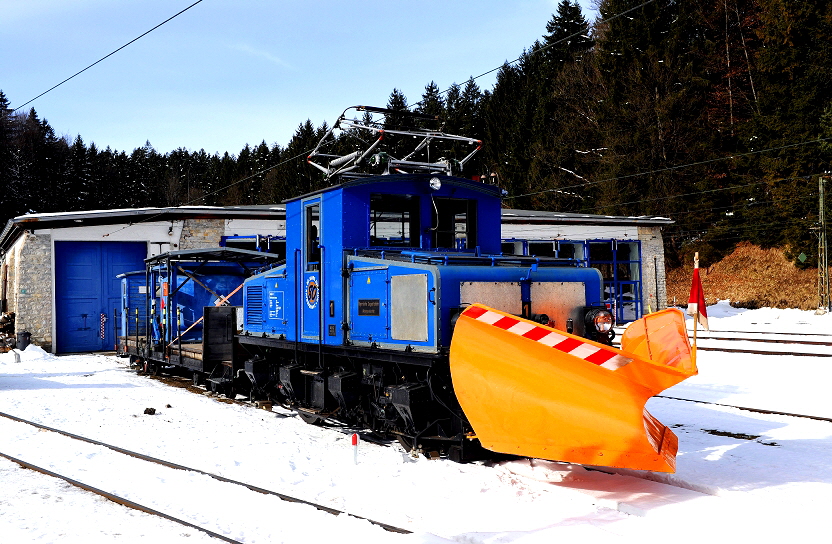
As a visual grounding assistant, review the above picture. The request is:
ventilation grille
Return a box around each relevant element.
[246,285,263,325]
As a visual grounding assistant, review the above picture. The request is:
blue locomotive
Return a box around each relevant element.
[235,172,615,459]
[120,106,697,471]
[218,106,617,460]
[122,106,656,464]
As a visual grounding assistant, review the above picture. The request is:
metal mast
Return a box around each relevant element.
[817,176,830,313]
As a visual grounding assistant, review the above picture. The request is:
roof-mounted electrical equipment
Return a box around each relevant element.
[307,105,482,181]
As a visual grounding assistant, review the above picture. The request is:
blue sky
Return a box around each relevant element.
[1,0,598,156]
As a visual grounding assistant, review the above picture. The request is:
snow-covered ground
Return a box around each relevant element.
[1,302,831,543]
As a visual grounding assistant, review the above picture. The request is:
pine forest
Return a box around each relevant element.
[2,0,831,268]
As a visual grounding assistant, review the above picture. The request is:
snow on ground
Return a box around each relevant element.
[1,302,831,542]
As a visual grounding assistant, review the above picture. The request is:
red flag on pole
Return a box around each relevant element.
[687,261,709,330]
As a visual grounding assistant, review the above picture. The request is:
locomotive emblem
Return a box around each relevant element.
[305,276,319,309]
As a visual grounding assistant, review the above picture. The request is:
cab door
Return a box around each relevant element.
[301,200,321,340]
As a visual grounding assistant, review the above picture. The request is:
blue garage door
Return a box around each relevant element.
[55,241,147,353]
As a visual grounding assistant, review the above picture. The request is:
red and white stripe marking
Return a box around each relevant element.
[462,305,632,370]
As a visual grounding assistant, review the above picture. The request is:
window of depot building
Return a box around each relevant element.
[528,241,557,257]
[587,241,641,282]
[555,242,586,261]
[584,240,642,323]
[501,241,521,255]
[432,198,477,250]
[369,194,420,247]
[221,235,286,259]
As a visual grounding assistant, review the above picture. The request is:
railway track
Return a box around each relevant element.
[0,410,412,539]
[0,450,244,543]
[655,395,832,424]
[146,371,397,447]
[613,328,832,357]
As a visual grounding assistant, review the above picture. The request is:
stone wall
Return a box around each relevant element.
[639,226,667,312]
[11,232,53,351]
[178,219,225,249]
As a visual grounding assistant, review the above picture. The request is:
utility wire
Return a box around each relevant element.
[504,138,832,201]
[501,191,817,240]
[12,0,205,112]
[578,177,802,214]
[410,0,658,109]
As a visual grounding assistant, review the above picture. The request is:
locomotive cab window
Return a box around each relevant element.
[432,198,477,250]
[305,203,321,271]
[369,194,420,247]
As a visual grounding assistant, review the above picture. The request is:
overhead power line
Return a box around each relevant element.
[504,138,832,201]
[13,0,206,112]
[467,0,658,87]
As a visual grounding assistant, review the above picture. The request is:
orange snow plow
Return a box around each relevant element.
[449,305,697,472]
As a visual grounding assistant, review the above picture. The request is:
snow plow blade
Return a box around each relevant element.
[449,305,697,472]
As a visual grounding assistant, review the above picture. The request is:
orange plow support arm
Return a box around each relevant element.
[449,305,697,472]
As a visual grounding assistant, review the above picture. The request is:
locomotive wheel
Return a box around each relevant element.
[297,411,323,425]
[396,434,414,453]
[224,383,236,399]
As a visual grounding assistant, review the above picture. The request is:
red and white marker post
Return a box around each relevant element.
[351,433,359,465]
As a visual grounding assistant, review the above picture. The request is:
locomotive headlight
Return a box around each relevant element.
[585,308,614,332]
[593,311,614,332]
[429,177,442,191]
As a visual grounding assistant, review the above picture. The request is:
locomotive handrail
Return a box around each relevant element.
[350,247,583,268]
[318,243,325,370]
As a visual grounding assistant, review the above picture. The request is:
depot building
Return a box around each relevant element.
[0,205,671,353]
[0,206,285,353]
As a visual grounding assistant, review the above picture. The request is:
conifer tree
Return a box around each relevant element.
[384,89,409,130]
[740,0,832,262]
[0,92,12,196]
[543,0,593,67]
[415,81,445,128]
[480,62,531,204]
[384,89,410,159]
[67,135,91,210]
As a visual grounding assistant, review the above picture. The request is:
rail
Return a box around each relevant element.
[0,410,412,535]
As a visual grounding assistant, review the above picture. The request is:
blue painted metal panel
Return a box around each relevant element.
[243,266,289,337]
[55,241,147,353]
[349,268,390,341]
[345,257,440,351]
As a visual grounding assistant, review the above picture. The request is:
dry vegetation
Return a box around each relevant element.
[665,242,825,310]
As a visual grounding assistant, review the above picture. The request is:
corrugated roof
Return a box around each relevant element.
[502,209,673,226]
